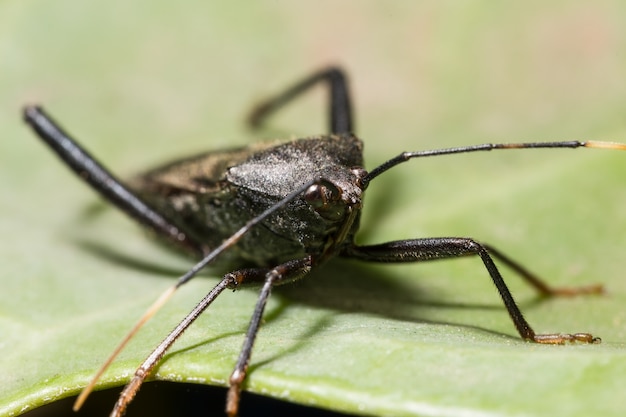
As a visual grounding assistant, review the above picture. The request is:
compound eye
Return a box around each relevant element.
[304,182,346,221]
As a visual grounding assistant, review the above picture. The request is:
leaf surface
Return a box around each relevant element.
[2,2,626,416]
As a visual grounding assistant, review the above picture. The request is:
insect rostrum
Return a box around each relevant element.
[23,67,625,417]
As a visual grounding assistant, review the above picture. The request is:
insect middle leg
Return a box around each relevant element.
[342,237,601,344]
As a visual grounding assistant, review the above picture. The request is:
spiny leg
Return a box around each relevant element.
[23,105,206,256]
[247,66,353,134]
[342,237,601,344]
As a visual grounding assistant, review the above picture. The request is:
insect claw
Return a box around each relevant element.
[226,384,242,417]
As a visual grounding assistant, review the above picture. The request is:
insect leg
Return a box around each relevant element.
[342,238,601,344]
[247,67,353,134]
[481,243,602,296]
[75,178,326,411]
[22,105,206,256]
[226,256,313,417]
[108,258,310,417]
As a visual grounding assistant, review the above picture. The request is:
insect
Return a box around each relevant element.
[24,67,625,417]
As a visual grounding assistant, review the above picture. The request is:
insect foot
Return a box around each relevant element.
[532,333,602,344]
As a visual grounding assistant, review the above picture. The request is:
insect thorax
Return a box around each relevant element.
[130,133,366,269]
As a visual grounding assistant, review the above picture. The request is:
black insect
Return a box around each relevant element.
[24,67,625,417]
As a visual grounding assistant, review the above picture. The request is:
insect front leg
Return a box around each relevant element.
[247,66,353,134]
[109,257,308,417]
[342,238,601,344]
[226,256,313,417]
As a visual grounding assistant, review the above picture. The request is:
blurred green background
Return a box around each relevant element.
[2,1,626,416]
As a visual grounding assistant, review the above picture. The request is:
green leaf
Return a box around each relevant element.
[2,1,626,417]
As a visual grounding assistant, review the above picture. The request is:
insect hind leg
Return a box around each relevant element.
[23,105,206,256]
[342,237,601,344]
[247,67,353,134]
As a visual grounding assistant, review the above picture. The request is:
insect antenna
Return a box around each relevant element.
[72,285,178,411]
[72,177,328,412]
[365,140,626,184]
